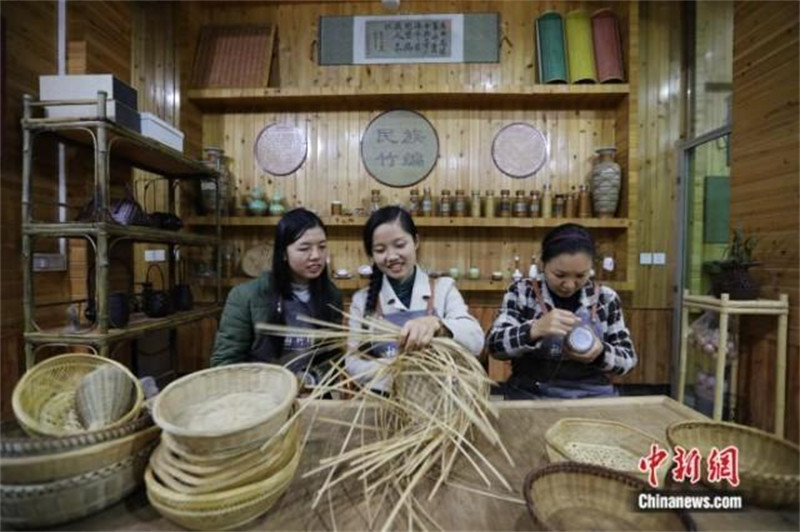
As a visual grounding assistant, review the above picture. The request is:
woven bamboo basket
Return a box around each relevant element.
[667,420,799,508]
[152,364,297,455]
[1,424,160,484]
[524,462,696,531]
[12,354,144,437]
[545,418,671,485]
[1,412,153,457]
[145,436,301,530]
[0,441,156,529]
[150,417,299,495]
[160,430,266,466]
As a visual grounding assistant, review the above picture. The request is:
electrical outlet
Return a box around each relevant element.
[639,252,653,265]
[145,249,166,262]
[653,252,667,265]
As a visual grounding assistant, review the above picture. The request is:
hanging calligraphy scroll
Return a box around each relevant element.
[361,110,439,187]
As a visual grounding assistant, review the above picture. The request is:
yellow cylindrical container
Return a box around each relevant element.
[565,10,597,84]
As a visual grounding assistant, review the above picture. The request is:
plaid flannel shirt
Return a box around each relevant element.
[486,276,637,376]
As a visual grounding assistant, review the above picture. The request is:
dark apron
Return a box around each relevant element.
[507,280,615,399]
[369,279,437,359]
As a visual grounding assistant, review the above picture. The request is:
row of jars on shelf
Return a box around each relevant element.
[371,184,610,219]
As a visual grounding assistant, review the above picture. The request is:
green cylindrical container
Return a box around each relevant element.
[565,10,597,84]
[536,12,568,84]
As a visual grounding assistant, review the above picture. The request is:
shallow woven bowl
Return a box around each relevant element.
[524,462,696,531]
[545,418,671,485]
[667,420,799,508]
[152,364,298,455]
[12,354,144,437]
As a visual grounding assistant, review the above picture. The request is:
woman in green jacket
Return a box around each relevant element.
[211,208,342,384]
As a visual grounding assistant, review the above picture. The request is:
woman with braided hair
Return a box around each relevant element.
[487,223,637,399]
[345,206,484,393]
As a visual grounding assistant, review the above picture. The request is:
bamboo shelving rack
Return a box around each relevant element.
[676,290,790,437]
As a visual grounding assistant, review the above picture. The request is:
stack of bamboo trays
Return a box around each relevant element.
[2,353,156,528]
[147,364,301,530]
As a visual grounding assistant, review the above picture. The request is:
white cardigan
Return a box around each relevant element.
[345,268,485,390]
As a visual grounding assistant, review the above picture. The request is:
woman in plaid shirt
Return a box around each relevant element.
[487,223,637,399]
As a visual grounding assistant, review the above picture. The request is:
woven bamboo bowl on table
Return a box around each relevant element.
[0,440,156,529]
[11,354,144,437]
[524,462,696,531]
[667,420,799,508]
[152,364,298,455]
[545,418,672,486]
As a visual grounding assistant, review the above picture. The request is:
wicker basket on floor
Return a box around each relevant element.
[0,441,156,529]
[12,354,144,437]
[545,418,671,485]
[524,462,696,531]
[667,420,799,508]
[152,364,297,455]
[1,424,160,484]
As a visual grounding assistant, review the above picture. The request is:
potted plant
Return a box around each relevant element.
[709,225,761,300]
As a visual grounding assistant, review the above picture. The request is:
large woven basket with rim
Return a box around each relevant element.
[1,412,153,457]
[545,418,671,485]
[0,441,156,529]
[667,420,799,508]
[524,462,696,531]
[152,364,297,455]
[12,354,144,437]
[150,415,299,495]
[145,431,301,530]
[1,424,160,484]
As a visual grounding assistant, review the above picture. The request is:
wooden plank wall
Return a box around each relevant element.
[0,1,132,419]
[730,0,799,442]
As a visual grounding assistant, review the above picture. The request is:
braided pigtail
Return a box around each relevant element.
[364,267,383,319]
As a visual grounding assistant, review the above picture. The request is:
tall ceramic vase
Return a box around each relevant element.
[591,147,621,218]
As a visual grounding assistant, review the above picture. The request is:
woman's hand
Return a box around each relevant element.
[397,316,444,352]
[565,336,605,364]
[528,310,581,340]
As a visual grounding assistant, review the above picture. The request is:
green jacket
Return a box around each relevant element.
[210,272,343,367]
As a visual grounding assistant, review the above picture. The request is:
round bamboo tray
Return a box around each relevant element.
[1,424,160,484]
[0,441,156,529]
[1,412,153,457]
[667,420,799,508]
[545,418,671,485]
[145,439,301,530]
[150,417,299,495]
[524,462,696,531]
[12,354,144,437]
[152,364,297,455]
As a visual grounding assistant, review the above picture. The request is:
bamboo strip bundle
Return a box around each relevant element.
[256,312,514,531]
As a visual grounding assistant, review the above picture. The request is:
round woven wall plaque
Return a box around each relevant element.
[492,123,549,178]
[361,110,439,188]
[254,123,307,176]
[241,244,273,278]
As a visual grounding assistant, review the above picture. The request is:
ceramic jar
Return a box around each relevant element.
[591,147,621,218]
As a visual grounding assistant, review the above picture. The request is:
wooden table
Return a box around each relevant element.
[52,396,798,532]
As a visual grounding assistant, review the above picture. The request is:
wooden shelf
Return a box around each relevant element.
[22,117,217,179]
[203,277,633,293]
[25,305,223,346]
[24,222,219,246]
[187,84,630,112]
[185,215,631,229]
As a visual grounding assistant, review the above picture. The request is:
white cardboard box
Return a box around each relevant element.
[39,74,138,110]
[140,112,184,152]
[44,100,141,132]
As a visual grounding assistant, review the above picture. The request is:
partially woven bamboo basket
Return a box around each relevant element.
[145,433,301,530]
[545,418,671,485]
[667,420,799,508]
[12,354,144,437]
[1,412,153,457]
[1,424,160,484]
[524,463,696,531]
[0,441,156,528]
[152,364,297,455]
[150,417,299,495]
